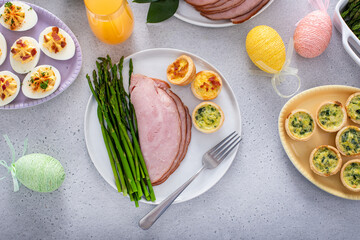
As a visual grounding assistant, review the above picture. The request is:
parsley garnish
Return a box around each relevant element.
[40,80,49,90]
[4,2,12,8]
[28,7,32,11]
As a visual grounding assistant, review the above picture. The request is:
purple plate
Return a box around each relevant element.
[0,0,82,109]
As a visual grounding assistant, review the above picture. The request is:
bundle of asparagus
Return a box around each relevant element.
[342,0,360,39]
[87,56,156,207]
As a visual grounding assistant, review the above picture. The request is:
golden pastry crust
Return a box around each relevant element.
[166,55,196,86]
[335,126,360,156]
[316,101,347,132]
[285,109,316,141]
[345,92,360,124]
[192,101,224,134]
[191,70,222,100]
[309,145,342,177]
[340,159,360,192]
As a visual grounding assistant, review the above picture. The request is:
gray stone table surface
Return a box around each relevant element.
[1,0,360,239]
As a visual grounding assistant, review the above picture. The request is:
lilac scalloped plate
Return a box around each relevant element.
[0,0,82,109]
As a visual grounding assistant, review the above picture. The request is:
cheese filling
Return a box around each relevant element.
[167,58,189,82]
[193,72,221,99]
[288,112,314,138]
[318,103,344,129]
[343,162,360,188]
[194,104,222,131]
[339,127,360,155]
[1,2,25,30]
[28,67,56,92]
[312,147,339,174]
[0,75,17,100]
[43,27,67,53]
[347,95,360,121]
[11,39,37,63]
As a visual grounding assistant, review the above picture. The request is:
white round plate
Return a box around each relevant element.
[174,0,274,28]
[84,48,242,204]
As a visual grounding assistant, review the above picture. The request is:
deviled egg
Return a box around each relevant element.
[39,26,75,60]
[0,71,20,106]
[0,32,7,66]
[10,36,40,74]
[0,1,38,31]
[22,65,61,99]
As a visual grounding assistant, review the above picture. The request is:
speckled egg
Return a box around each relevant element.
[294,10,332,58]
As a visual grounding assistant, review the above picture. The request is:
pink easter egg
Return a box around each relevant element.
[294,10,332,58]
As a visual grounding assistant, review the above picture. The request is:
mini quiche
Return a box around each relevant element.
[191,70,222,100]
[340,159,360,192]
[316,101,347,132]
[345,92,360,124]
[285,109,316,141]
[166,55,196,86]
[335,126,360,156]
[192,101,224,133]
[309,145,342,177]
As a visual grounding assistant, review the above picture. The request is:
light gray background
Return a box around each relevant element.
[1,0,360,239]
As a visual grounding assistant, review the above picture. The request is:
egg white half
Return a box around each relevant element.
[22,65,61,99]
[0,32,7,66]
[0,1,38,31]
[39,26,76,61]
[10,36,40,74]
[0,71,20,106]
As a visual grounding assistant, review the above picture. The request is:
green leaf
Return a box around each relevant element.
[146,0,179,23]
[133,0,159,3]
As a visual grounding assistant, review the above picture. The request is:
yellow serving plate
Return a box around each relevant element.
[278,85,360,200]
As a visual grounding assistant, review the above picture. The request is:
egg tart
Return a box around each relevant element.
[345,92,360,124]
[309,145,342,177]
[285,109,316,141]
[341,159,360,192]
[166,55,196,86]
[191,70,222,100]
[336,126,360,156]
[192,102,224,134]
[316,101,347,132]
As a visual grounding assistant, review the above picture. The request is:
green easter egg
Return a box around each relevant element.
[15,153,65,193]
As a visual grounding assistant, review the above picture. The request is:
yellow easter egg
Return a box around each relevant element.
[246,25,286,74]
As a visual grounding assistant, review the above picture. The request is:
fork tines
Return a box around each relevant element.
[208,131,241,161]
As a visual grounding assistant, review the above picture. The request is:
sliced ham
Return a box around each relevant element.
[185,0,220,7]
[201,0,263,20]
[130,74,181,184]
[231,0,270,24]
[152,91,191,185]
[196,0,246,14]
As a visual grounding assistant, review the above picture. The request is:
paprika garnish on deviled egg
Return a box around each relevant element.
[191,70,222,100]
[10,36,40,74]
[0,32,7,66]
[166,55,196,86]
[0,1,37,31]
[22,65,61,99]
[0,71,20,106]
[39,26,75,60]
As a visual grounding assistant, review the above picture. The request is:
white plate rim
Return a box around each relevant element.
[84,48,242,204]
[174,0,274,28]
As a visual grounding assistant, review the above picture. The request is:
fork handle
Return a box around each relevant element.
[139,166,206,230]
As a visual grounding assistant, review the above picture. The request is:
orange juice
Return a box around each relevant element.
[84,0,134,44]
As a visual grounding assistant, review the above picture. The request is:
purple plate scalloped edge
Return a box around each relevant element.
[0,0,82,110]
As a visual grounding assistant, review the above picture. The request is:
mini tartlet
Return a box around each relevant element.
[191,70,222,100]
[316,101,347,132]
[166,55,196,86]
[341,159,360,192]
[192,101,224,134]
[336,126,360,156]
[285,109,316,141]
[309,145,342,177]
[345,92,360,124]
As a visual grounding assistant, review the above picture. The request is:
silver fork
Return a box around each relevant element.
[139,131,242,230]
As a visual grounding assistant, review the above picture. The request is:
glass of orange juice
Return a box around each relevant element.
[84,0,134,45]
